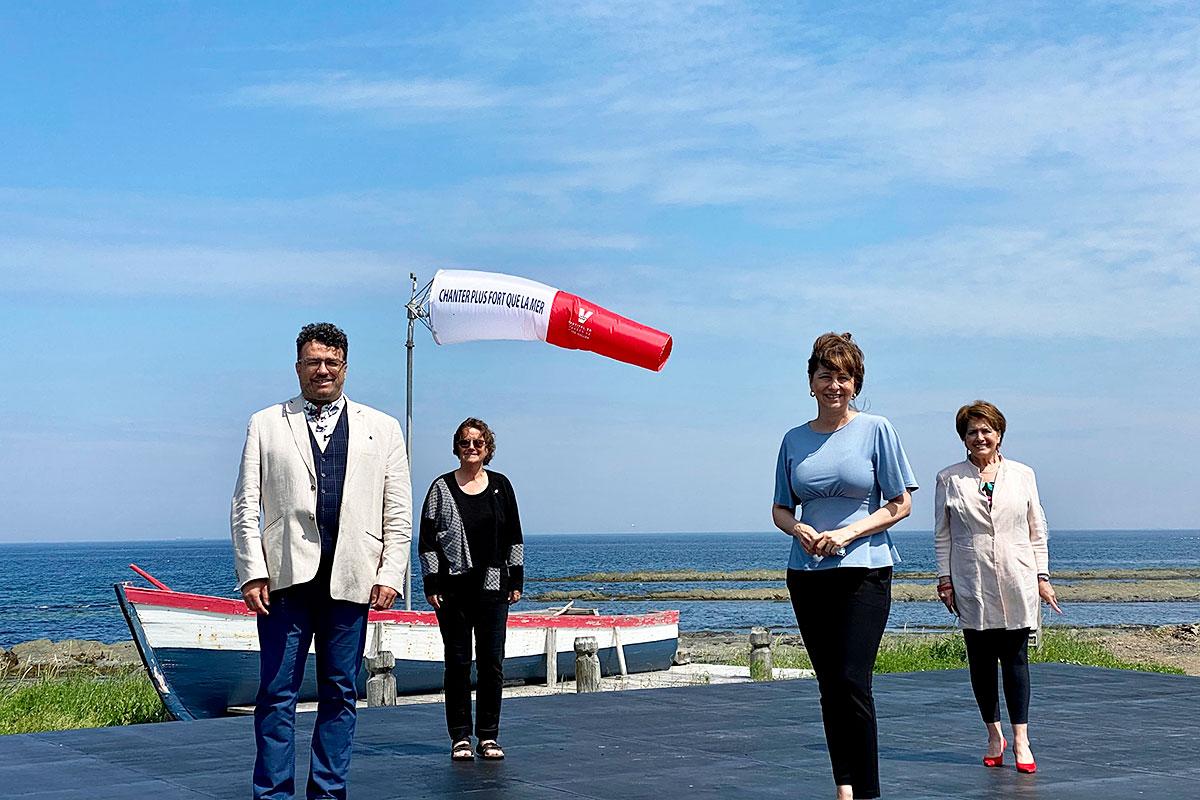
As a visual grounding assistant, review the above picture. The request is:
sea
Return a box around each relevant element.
[1,530,1198,649]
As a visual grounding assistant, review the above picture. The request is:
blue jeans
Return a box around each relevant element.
[253,574,369,800]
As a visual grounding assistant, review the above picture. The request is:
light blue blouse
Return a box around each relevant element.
[774,413,918,571]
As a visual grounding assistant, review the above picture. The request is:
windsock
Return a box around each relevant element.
[428,269,672,372]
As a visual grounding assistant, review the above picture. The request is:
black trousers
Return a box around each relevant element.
[435,585,509,741]
[788,567,892,800]
[963,627,1030,725]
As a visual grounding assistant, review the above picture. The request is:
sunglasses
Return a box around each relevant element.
[457,438,486,450]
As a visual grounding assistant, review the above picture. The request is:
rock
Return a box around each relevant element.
[7,639,140,675]
[672,646,692,666]
[1171,624,1200,645]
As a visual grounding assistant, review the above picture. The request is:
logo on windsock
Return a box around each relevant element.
[429,269,672,372]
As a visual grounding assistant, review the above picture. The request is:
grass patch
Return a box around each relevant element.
[711,629,1183,675]
[0,667,170,734]
[1031,629,1182,674]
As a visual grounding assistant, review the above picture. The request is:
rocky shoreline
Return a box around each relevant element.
[534,579,1200,603]
[4,624,1199,679]
[0,639,140,679]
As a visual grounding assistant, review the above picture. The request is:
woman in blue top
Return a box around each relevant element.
[772,332,918,800]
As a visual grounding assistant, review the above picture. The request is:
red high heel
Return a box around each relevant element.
[1016,758,1037,774]
[982,737,1006,768]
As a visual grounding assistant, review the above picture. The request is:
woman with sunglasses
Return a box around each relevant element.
[418,417,524,761]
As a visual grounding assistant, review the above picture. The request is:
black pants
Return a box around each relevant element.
[435,586,509,741]
[963,627,1030,725]
[788,567,891,800]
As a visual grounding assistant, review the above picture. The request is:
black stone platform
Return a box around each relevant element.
[1,664,1193,799]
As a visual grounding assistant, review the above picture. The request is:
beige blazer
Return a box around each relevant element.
[230,395,412,604]
[933,458,1049,630]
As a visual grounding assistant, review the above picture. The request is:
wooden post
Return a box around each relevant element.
[365,650,396,706]
[749,627,772,681]
[612,627,628,676]
[544,627,558,687]
[574,636,601,693]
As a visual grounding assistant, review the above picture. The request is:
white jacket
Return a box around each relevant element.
[934,458,1049,630]
[231,396,412,604]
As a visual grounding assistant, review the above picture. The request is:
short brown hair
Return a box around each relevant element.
[807,332,865,396]
[955,400,1006,442]
[453,417,496,465]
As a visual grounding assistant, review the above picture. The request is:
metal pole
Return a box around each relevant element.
[404,273,417,610]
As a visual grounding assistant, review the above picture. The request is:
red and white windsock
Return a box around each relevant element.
[428,269,673,372]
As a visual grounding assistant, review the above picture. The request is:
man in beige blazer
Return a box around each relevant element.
[231,322,411,800]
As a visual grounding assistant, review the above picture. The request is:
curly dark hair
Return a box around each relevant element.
[453,417,496,465]
[296,323,349,359]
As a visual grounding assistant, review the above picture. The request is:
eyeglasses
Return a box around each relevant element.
[300,358,345,371]
[457,438,486,450]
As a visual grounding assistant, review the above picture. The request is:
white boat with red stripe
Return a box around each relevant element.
[116,565,680,720]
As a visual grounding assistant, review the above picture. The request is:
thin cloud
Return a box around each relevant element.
[228,73,507,113]
[2,238,417,297]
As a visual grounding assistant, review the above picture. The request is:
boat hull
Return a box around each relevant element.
[116,584,679,720]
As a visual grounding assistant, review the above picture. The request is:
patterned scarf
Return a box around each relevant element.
[303,394,346,452]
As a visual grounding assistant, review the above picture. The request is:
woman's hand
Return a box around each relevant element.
[1039,579,1062,614]
[936,580,956,615]
[791,522,821,554]
[508,589,522,606]
[426,594,442,611]
[814,527,856,556]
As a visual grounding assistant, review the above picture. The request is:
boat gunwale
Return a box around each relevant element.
[122,585,680,629]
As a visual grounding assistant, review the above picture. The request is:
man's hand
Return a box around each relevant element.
[508,589,522,606]
[370,584,398,610]
[242,579,271,615]
[426,593,442,611]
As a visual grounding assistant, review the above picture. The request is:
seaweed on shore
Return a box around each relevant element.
[545,567,1200,582]
[532,578,1200,603]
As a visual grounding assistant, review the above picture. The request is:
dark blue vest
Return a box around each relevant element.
[308,407,349,556]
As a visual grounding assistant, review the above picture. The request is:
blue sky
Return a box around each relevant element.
[3,1,1198,541]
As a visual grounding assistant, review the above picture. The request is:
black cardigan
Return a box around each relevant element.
[418,469,524,596]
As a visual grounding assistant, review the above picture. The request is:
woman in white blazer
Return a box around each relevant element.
[934,400,1061,775]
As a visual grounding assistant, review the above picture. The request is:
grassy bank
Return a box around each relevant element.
[0,667,169,735]
[707,629,1183,675]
